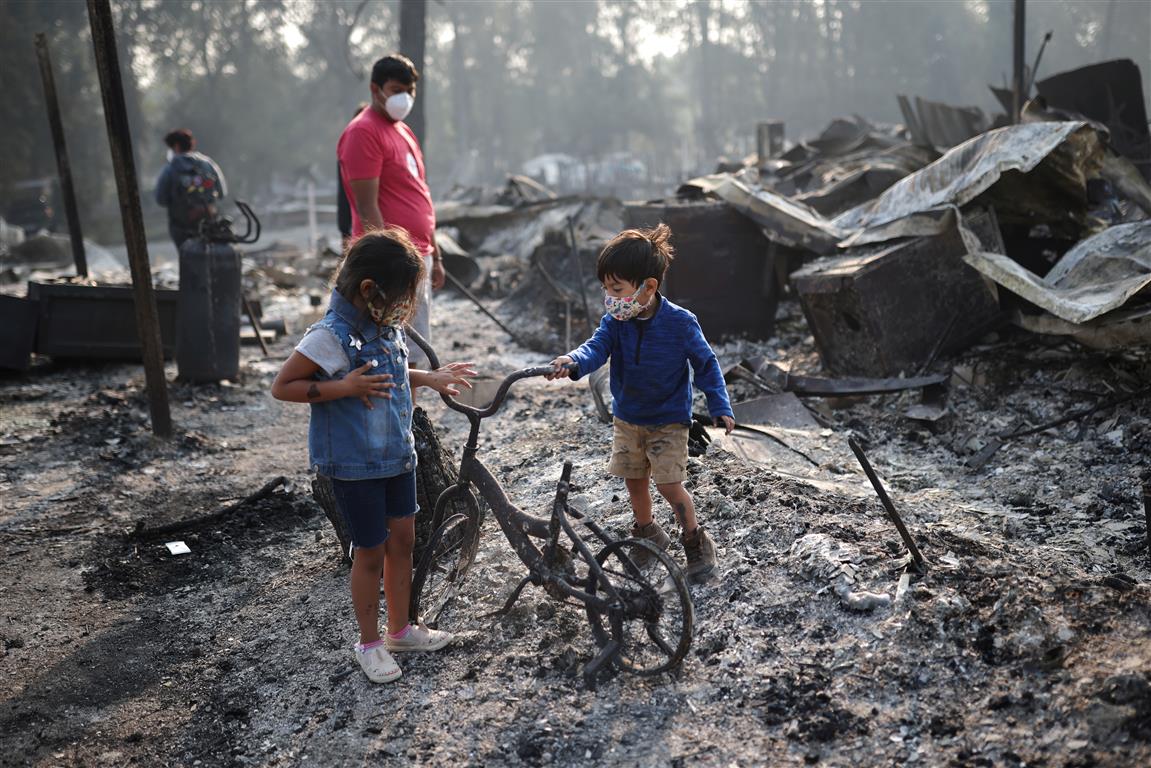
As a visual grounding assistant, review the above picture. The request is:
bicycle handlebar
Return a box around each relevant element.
[403,323,576,419]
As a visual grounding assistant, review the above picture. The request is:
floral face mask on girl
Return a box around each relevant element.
[604,284,650,321]
[370,289,412,327]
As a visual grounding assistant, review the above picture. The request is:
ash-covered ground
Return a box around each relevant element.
[1,293,1149,768]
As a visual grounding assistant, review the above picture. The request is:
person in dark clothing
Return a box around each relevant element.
[155,128,227,250]
[338,104,370,253]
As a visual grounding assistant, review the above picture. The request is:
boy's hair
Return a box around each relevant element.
[164,129,194,152]
[596,223,675,286]
[334,228,425,321]
[371,54,420,88]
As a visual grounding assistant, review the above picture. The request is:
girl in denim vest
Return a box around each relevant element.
[272,228,475,684]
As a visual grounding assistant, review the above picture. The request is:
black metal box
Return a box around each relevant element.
[26,282,179,360]
[625,200,778,340]
[0,295,38,370]
[792,209,1004,377]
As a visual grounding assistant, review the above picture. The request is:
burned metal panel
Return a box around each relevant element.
[756,121,785,162]
[678,174,845,254]
[0,295,37,370]
[835,121,1103,246]
[732,393,818,429]
[27,282,179,360]
[963,220,1151,324]
[897,94,928,148]
[792,209,1004,377]
[899,95,989,149]
[625,200,778,341]
[1037,59,1151,181]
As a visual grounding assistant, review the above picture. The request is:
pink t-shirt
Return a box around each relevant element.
[337,107,435,253]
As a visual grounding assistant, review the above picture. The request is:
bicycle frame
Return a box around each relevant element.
[406,325,692,687]
[406,327,625,613]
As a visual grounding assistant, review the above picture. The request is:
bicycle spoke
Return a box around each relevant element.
[584,538,694,676]
[410,495,482,628]
[646,622,675,656]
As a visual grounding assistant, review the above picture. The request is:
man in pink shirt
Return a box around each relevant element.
[338,54,444,367]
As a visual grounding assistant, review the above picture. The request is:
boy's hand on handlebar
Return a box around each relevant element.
[345,362,395,410]
[715,415,735,435]
[547,356,576,380]
[426,361,477,397]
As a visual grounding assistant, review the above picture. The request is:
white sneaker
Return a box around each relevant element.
[355,642,402,683]
[385,624,454,652]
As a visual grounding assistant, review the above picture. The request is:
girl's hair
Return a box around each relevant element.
[334,228,425,322]
[596,223,675,286]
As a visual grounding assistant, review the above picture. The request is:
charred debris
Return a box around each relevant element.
[2,59,1149,567]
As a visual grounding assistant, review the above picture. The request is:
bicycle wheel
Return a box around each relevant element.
[409,486,482,627]
[412,407,487,563]
[585,538,694,676]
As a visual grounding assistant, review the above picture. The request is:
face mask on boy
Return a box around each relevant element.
[604,285,650,321]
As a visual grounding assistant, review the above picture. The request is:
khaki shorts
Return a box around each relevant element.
[607,418,690,485]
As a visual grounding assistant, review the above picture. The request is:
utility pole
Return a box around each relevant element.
[400,0,427,146]
[34,33,87,278]
[87,0,172,438]
[1012,0,1026,123]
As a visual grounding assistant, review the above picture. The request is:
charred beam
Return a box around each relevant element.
[86,0,172,438]
[34,33,87,277]
[848,438,927,574]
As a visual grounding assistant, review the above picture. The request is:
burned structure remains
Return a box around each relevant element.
[2,46,1150,768]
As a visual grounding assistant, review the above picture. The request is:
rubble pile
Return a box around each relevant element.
[2,289,1148,765]
[1,59,1149,767]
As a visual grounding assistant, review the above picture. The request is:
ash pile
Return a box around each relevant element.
[410,60,1151,766]
[429,57,1151,567]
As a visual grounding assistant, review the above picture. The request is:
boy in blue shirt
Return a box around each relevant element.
[550,224,735,578]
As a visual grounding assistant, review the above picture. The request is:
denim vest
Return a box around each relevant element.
[307,289,417,480]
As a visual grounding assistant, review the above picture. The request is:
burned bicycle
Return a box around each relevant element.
[405,327,694,687]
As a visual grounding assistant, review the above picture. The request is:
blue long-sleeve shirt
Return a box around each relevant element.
[567,294,734,426]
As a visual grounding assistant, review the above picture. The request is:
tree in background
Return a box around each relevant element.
[2,0,1147,243]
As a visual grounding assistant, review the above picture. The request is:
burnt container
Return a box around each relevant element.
[625,200,778,340]
[26,281,178,360]
[0,295,37,370]
[792,208,1005,377]
[177,238,242,382]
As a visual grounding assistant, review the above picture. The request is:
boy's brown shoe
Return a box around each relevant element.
[630,520,671,566]
[682,526,717,579]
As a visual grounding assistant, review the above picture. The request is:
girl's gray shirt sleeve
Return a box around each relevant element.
[295,327,350,378]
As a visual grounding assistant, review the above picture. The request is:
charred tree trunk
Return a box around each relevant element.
[400,0,427,146]
[693,0,718,167]
[448,8,469,159]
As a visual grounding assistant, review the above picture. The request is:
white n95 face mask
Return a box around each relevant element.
[166,149,174,162]
[384,92,414,121]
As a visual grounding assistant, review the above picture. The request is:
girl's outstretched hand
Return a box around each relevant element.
[345,361,395,410]
[422,361,478,396]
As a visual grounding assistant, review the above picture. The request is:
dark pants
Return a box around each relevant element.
[170,223,197,253]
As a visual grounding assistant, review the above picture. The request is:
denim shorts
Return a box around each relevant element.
[329,471,418,549]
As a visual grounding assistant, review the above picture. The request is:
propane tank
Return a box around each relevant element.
[176,201,260,382]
